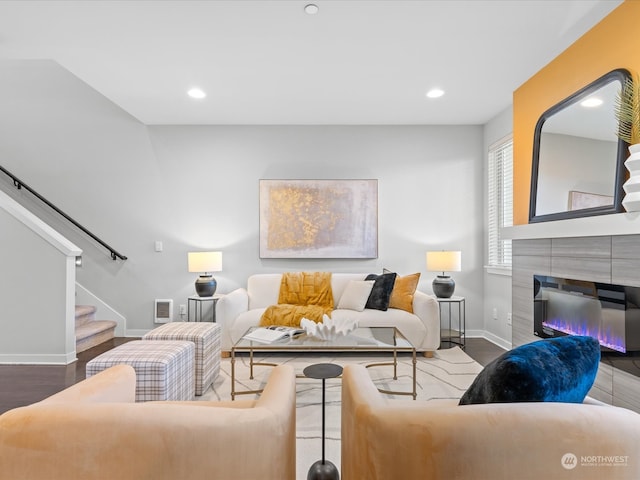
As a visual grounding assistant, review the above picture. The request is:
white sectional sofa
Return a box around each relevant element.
[215,273,441,356]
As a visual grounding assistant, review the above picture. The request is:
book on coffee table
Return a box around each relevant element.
[242,326,306,344]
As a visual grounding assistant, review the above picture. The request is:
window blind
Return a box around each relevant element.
[488,136,513,268]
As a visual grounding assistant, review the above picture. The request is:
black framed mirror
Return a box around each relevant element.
[529,69,631,223]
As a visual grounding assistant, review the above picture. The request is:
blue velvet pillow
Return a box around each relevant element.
[364,272,397,311]
[459,335,600,405]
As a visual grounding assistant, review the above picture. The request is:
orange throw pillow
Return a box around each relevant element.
[388,272,420,313]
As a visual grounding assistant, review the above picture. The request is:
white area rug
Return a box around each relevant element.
[200,347,482,479]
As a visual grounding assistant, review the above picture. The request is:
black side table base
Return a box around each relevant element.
[307,459,340,480]
[304,363,342,480]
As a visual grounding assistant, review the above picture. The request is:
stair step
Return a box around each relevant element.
[74,305,117,352]
[75,305,96,318]
[75,305,96,327]
[76,320,117,353]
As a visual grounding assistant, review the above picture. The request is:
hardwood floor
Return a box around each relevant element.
[0,336,506,415]
[0,337,137,415]
[456,337,507,366]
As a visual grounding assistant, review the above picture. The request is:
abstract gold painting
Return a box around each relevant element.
[259,179,378,258]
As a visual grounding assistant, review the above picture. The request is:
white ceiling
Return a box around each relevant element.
[0,0,623,125]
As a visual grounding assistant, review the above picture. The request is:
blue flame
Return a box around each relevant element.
[542,318,626,353]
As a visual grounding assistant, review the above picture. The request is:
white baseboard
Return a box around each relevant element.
[125,329,152,337]
[467,330,511,351]
[0,352,77,365]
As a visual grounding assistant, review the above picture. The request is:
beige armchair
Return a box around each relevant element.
[342,364,640,480]
[0,364,296,480]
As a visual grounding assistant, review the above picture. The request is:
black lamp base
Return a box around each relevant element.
[195,275,217,297]
[307,460,340,480]
[432,275,455,298]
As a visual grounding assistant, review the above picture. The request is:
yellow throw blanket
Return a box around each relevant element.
[260,304,327,327]
[260,272,334,327]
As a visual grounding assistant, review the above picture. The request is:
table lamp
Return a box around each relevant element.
[188,251,222,297]
[426,250,461,298]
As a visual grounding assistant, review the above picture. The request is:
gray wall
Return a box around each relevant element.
[0,59,494,341]
[535,133,616,216]
[0,193,79,363]
[482,107,513,349]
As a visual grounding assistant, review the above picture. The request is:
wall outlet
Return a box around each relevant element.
[507,312,512,326]
[492,307,498,320]
[179,304,187,316]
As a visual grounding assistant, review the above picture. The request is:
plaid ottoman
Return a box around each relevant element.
[86,340,195,402]
[142,322,221,395]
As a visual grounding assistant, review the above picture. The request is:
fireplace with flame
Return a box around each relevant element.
[533,275,640,370]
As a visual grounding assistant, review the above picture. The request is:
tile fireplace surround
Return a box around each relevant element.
[511,232,640,413]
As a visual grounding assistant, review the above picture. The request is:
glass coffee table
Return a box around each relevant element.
[231,326,417,400]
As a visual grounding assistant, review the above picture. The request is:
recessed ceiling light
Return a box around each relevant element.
[426,88,445,99]
[187,88,206,99]
[581,97,603,108]
[304,4,319,14]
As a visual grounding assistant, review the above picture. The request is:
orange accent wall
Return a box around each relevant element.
[513,0,640,225]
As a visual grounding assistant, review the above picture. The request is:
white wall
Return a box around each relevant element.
[0,59,486,339]
[535,133,616,216]
[0,60,163,336]
[0,191,80,363]
[483,106,513,349]
[146,123,485,333]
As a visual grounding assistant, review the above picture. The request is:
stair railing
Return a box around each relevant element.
[0,164,127,261]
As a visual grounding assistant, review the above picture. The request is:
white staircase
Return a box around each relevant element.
[75,305,117,353]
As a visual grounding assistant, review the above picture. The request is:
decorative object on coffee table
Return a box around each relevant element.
[426,250,461,298]
[304,363,343,480]
[301,315,358,341]
[187,251,222,297]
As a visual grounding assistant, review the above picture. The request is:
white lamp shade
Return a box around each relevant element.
[426,251,461,273]
[188,251,222,273]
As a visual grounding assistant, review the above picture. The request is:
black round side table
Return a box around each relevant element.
[303,363,343,480]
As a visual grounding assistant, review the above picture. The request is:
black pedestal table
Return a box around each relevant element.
[303,363,343,480]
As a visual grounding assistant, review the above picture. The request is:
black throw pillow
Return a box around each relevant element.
[364,272,397,311]
[459,335,600,405]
